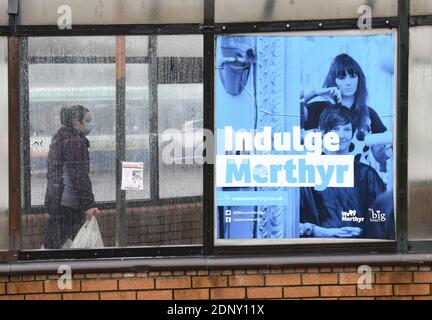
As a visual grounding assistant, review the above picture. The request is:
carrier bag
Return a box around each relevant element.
[70,217,104,248]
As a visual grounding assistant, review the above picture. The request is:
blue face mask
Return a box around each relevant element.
[82,123,93,136]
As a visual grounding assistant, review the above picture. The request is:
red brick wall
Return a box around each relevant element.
[21,203,203,249]
[1,265,432,300]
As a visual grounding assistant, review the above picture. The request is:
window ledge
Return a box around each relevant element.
[1,253,432,275]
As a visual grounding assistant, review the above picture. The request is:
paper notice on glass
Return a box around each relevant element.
[121,162,144,191]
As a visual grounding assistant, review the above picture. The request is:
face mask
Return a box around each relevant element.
[82,123,93,136]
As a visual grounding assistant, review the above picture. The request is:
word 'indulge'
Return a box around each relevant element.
[224,126,340,155]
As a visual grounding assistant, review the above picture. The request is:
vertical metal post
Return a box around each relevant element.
[203,0,215,255]
[115,36,127,247]
[9,36,21,254]
[20,37,31,212]
[148,36,159,201]
[397,0,409,252]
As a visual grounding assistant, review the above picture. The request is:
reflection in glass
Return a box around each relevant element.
[215,0,397,22]
[158,35,203,200]
[19,0,203,25]
[123,35,203,247]
[0,37,7,250]
[125,63,150,200]
[159,84,203,199]
[408,26,432,240]
[411,0,432,16]
[0,0,8,26]
[29,63,116,205]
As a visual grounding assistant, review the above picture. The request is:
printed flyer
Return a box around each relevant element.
[121,162,144,191]
[215,32,395,240]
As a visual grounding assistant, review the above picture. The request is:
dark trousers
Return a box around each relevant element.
[43,205,85,249]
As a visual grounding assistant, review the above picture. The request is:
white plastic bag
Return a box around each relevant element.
[70,217,104,249]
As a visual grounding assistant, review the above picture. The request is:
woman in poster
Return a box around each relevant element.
[301,53,392,173]
[303,54,385,134]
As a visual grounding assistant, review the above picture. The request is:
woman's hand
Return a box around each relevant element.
[315,87,342,104]
[85,207,100,219]
[313,225,362,238]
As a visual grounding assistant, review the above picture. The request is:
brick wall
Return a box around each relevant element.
[1,265,432,300]
[21,203,203,249]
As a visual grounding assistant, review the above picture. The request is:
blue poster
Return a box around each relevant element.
[216,32,395,240]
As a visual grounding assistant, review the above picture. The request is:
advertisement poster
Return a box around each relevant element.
[216,32,395,241]
[121,162,144,191]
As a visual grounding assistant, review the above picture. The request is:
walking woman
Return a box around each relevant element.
[43,105,100,249]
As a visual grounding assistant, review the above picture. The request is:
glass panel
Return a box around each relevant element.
[22,36,116,250]
[148,35,203,246]
[0,0,8,26]
[408,26,432,240]
[158,35,203,200]
[22,35,202,249]
[125,46,150,201]
[158,83,203,199]
[28,37,115,57]
[0,37,7,250]
[28,37,116,207]
[126,36,149,57]
[19,0,203,25]
[157,35,203,57]
[216,0,397,23]
[411,0,432,16]
[28,37,148,59]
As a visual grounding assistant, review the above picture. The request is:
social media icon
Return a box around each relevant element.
[226,210,231,216]
[225,217,231,223]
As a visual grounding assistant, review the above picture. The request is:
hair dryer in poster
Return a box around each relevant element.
[215,32,395,241]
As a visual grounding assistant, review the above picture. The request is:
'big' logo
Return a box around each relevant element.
[369,208,386,222]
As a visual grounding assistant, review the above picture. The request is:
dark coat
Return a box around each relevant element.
[300,161,392,239]
[44,126,96,211]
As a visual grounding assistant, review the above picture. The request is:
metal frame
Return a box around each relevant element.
[15,29,206,255]
[115,35,127,247]
[5,252,432,275]
[210,9,402,256]
[20,37,30,213]
[18,245,202,261]
[3,0,432,263]
[408,241,432,252]
[203,0,215,256]
[14,24,203,37]
[8,36,21,260]
[148,36,159,202]
[396,0,409,253]
[214,242,397,256]
[410,15,432,26]
[214,17,398,34]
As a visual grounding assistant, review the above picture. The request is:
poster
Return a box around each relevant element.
[121,162,144,191]
[215,32,395,241]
